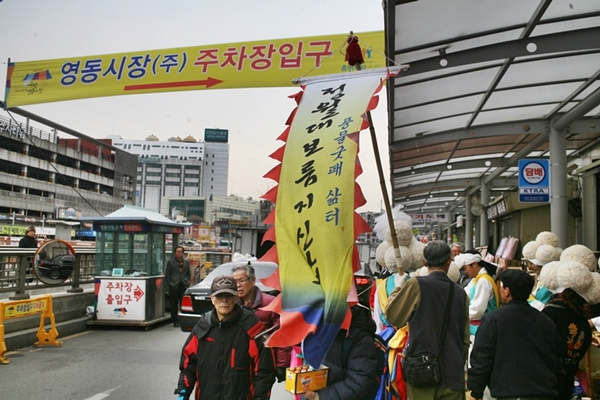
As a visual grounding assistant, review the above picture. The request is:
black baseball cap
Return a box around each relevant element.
[210,276,238,296]
[499,269,534,301]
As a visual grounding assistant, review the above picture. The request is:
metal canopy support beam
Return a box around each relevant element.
[464,0,551,128]
[546,68,600,119]
[396,27,600,78]
[465,194,473,250]
[392,158,504,179]
[483,130,550,185]
[391,120,547,149]
[550,123,568,248]
[553,86,600,132]
[480,180,490,247]
[446,211,452,244]
[384,0,397,212]
[395,177,517,199]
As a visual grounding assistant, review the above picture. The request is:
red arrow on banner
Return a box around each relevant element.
[133,285,145,301]
[123,77,223,91]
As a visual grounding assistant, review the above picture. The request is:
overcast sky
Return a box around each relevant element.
[0,0,390,213]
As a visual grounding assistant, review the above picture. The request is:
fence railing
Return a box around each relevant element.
[0,247,96,300]
[0,114,58,143]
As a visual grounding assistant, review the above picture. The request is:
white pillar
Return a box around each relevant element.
[446,211,452,244]
[550,123,568,248]
[480,181,490,247]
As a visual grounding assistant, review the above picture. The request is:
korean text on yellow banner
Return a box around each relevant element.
[260,67,402,368]
[4,31,384,108]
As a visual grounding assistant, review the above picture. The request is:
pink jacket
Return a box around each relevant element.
[249,288,291,368]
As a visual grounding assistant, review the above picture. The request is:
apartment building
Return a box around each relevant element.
[109,128,229,212]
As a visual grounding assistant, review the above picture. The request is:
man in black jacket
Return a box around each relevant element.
[468,269,564,400]
[165,246,191,327]
[175,275,275,400]
[302,305,379,400]
[385,241,469,400]
[18,226,38,248]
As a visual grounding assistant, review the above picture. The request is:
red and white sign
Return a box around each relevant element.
[96,279,146,320]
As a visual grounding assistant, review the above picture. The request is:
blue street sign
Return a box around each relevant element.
[518,159,550,203]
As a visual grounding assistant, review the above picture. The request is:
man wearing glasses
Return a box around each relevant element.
[232,263,291,383]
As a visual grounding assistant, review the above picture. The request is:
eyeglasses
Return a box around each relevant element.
[235,278,249,285]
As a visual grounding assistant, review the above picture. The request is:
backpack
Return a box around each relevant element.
[342,326,388,400]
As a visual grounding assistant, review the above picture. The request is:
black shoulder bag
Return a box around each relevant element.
[403,281,454,388]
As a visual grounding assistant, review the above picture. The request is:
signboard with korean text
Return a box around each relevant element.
[57,207,81,219]
[261,67,403,368]
[94,223,143,232]
[204,128,229,143]
[5,31,385,108]
[518,159,550,203]
[410,213,448,223]
[2,297,48,319]
[485,199,508,220]
[96,279,146,320]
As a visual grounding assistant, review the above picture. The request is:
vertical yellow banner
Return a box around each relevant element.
[265,67,398,367]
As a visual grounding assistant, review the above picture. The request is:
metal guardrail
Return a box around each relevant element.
[0,246,96,300]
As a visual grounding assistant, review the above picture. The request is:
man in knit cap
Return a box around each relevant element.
[18,226,38,248]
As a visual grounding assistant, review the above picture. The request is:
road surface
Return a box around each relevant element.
[1,321,296,399]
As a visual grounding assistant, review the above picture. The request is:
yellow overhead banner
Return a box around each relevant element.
[4,31,384,108]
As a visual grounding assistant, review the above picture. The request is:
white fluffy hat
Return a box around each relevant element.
[584,272,600,305]
[522,240,540,261]
[536,231,560,247]
[376,241,391,267]
[539,261,561,291]
[410,262,460,283]
[532,244,561,266]
[385,220,414,247]
[560,244,597,272]
[555,260,593,294]
[522,231,562,266]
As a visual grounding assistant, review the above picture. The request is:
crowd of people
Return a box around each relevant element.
[172,227,600,400]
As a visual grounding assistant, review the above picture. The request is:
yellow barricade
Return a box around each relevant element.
[0,295,62,364]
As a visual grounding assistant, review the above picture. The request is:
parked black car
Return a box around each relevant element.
[37,254,75,280]
[178,260,279,332]
[178,260,376,332]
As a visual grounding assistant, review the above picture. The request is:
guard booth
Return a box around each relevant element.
[82,205,189,327]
